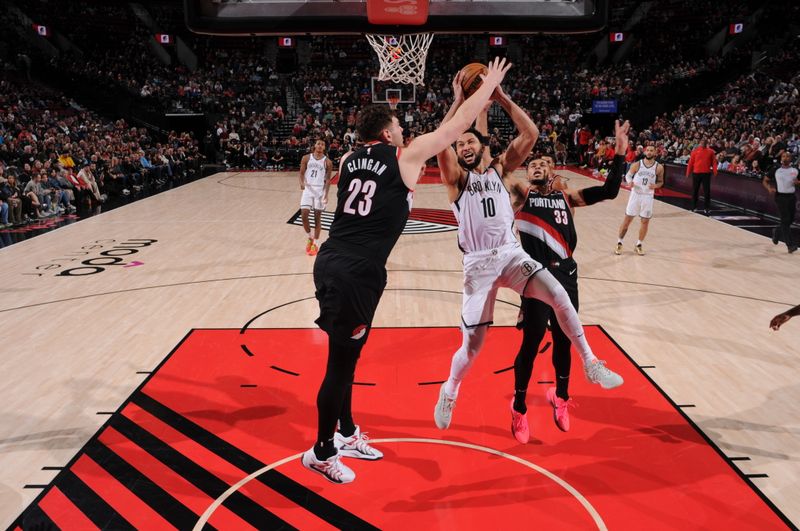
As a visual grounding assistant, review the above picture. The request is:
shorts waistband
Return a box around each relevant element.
[463,242,519,257]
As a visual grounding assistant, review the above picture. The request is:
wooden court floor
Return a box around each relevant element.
[0,169,798,528]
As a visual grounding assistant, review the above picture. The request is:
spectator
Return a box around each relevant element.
[686,137,718,215]
[0,175,24,225]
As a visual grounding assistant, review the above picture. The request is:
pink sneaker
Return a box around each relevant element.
[546,388,574,432]
[510,399,530,444]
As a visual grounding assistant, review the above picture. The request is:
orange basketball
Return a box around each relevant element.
[460,63,489,98]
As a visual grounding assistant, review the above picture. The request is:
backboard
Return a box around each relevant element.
[371,78,417,105]
[185,0,608,36]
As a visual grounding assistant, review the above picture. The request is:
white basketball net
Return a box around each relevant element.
[365,33,434,86]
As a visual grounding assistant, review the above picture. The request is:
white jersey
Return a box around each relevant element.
[775,166,798,194]
[304,154,327,188]
[629,159,658,195]
[452,166,517,253]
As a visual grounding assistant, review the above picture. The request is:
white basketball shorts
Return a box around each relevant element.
[625,192,654,219]
[301,186,325,211]
[461,242,544,328]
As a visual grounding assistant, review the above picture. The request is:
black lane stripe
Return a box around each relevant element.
[57,470,135,530]
[133,392,380,530]
[493,366,514,374]
[241,344,255,357]
[260,469,382,530]
[108,414,293,530]
[417,380,446,386]
[17,503,58,530]
[85,440,204,530]
[270,365,300,376]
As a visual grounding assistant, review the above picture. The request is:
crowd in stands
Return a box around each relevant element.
[642,42,800,178]
[1,0,797,202]
[0,74,202,227]
[10,0,770,171]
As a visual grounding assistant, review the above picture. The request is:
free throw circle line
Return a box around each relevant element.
[193,437,607,530]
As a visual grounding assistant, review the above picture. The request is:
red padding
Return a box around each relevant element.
[367,0,429,25]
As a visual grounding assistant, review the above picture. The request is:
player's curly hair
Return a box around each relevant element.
[356,105,395,142]
[462,127,486,145]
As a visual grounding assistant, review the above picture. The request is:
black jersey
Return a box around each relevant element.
[325,142,412,266]
[515,189,577,263]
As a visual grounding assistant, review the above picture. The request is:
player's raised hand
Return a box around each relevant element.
[480,57,512,92]
[615,120,631,155]
[490,84,509,103]
[452,71,465,102]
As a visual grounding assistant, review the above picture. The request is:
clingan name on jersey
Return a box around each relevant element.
[465,178,503,195]
[346,158,388,176]
[527,196,568,210]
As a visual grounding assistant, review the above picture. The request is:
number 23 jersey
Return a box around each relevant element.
[327,142,412,266]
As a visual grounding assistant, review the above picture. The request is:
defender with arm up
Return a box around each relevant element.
[511,121,629,442]
[301,58,512,484]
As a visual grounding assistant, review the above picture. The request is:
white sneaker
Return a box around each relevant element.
[334,426,383,460]
[301,448,355,484]
[584,360,624,389]
[434,383,456,430]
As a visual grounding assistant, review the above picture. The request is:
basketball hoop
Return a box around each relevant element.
[366,33,434,86]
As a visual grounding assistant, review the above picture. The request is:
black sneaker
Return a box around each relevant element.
[772,228,779,245]
[789,246,798,254]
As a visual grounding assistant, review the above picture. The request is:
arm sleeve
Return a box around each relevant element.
[579,154,625,206]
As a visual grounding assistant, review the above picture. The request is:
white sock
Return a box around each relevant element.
[617,238,623,244]
[444,327,487,399]
[444,347,471,399]
[636,240,642,246]
[525,270,597,367]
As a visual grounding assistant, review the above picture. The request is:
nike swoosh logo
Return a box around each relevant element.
[569,268,577,275]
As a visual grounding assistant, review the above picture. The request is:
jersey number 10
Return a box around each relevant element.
[481,197,496,218]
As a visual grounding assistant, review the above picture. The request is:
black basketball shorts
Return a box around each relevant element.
[313,247,387,345]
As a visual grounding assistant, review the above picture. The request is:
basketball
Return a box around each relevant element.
[460,63,489,98]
